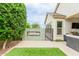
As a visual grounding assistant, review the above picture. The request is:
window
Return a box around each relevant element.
[72,23,79,29]
[57,21,62,35]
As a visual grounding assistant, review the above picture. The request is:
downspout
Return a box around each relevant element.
[54,3,60,14]
[44,13,48,24]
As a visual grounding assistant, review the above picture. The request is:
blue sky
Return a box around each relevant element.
[26,3,57,28]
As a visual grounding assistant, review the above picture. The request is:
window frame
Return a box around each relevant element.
[57,21,62,35]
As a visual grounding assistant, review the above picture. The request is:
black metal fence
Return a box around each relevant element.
[45,24,53,41]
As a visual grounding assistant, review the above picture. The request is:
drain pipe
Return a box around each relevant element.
[54,3,60,14]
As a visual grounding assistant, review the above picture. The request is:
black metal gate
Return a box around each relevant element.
[45,24,53,41]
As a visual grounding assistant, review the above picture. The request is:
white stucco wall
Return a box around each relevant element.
[64,20,71,34]
[64,19,79,36]
[45,14,66,40]
[50,16,66,40]
[45,14,53,25]
[45,15,56,40]
[45,3,79,41]
[46,15,79,41]
[51,16,56,40]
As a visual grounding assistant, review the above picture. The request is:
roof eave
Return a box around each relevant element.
[45,3,60,24]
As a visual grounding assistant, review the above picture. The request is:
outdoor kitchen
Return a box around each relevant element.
[64,13,79,52]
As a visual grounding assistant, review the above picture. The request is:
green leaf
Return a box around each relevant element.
[0,3,26,40]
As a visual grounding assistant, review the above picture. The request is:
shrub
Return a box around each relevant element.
[26,22,31,28]
[0,3,26,41]
[32,23,40,28]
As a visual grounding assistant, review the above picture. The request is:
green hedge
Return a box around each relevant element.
[0,3,26,41]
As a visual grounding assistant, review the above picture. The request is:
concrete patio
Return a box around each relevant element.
[14,41,79,56]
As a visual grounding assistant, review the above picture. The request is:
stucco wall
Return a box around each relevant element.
[45,14,66,40]
[65,19,79,34]
[64,20,71,34]
[45,3,79,41]
[51,17,56,40]
[45,14,53,25]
